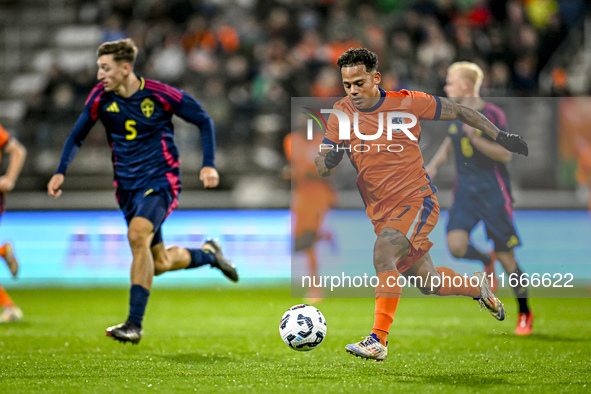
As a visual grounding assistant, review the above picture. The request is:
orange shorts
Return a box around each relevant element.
[293,206,331,238]
[372,193,440,273]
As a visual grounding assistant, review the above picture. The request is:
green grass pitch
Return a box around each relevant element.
[0,286,589,393]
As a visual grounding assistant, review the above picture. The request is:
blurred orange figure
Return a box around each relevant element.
[0,123,27,323]
[284,130,338,300]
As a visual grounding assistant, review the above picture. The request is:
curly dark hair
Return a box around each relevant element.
[337,48,378,73]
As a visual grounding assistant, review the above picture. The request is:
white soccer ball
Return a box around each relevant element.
[279,304,327,351]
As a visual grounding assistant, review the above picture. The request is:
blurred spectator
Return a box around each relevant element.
[181,15,217,53]
[310,66,342,97]
[417,18,456,68]
[487,61,511,96]
[512,55,538,95]
[102,14,127,43]
[146,33,186,84]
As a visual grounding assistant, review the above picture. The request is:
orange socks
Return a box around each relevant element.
[0,244,6,257]
[305,248,317,277]
[435,266,481,298]
[0,285,15,307]
[371,270,402,344]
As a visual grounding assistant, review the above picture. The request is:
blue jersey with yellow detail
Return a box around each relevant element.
[56,76,215,191]
[448,101,512,205]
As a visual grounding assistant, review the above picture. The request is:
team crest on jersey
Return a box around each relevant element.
[141,98,154,118]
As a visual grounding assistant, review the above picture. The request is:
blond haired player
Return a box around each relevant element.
[426,61,533,335]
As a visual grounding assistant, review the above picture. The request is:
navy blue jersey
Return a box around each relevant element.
[448,102,512,205]
[56,77,215,191]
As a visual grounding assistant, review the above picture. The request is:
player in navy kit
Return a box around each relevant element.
[426,62,533,335]
[47,39,238,344]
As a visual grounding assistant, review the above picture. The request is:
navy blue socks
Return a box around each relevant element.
[128,284,150,328]
[186,248,215,269]
[510,265,530,314]
[463,244,491,265]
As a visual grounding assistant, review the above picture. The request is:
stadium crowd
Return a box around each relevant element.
[15,0,587,191]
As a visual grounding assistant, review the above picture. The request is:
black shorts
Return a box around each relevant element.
[116,186,177,246]
[447,194,521,252]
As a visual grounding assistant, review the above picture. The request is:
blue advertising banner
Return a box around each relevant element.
[0,210,589,289]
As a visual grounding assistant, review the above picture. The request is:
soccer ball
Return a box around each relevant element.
[279,304,327,351]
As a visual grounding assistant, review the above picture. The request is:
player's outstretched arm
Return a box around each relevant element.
[463,125,512,163]
[199,166,219,189]
[438,97,528,156]
[47,173,65,198]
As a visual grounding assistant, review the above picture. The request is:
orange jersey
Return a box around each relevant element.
[0,124,10,161]
[0,124,10,212]
[285,132,336,197]
[285,132,337,236]
[325,89,440,222]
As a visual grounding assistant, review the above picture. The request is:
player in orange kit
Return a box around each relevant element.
[284,130,337,300]
[0,123,27,322]
[315,48,528,360]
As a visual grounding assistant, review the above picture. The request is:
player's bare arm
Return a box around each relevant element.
[0,138,27,193]
[47,173,65,198]
[425,136,453,178]
[438,97,528,156]
[463,125,512,163]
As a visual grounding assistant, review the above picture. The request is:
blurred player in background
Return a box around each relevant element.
[0,123,27,323]
[574,134,591,212]
[47,39,238,344]
[316,48,529,360]
[426,62,533,335]
[284,129,338,301]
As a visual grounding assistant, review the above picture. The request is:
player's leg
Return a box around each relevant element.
[346,194,438,360]
[294,231,321,300]
[152,237,238,282]
[402,252,505,320]
[447,201,496,285]
[496,248,533,335]
[0,283,22,323]
[106,189,163,344]
[0,243,19,277]
[447,230,494,269]
[106,216,154,344]
[371,195,441,341]
[448,229,496,291]
[402,252,479,297]
[0,242,22,322]
[128,216,156,290]
[483,205,531,334]
[345,226,407,360]
[370,226,409,338]
[293,203,328,299]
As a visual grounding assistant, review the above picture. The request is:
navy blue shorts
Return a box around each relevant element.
[116,187,177,246]
[447,194,521,252]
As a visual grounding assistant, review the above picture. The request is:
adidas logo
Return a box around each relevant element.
[106,102,120,112]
